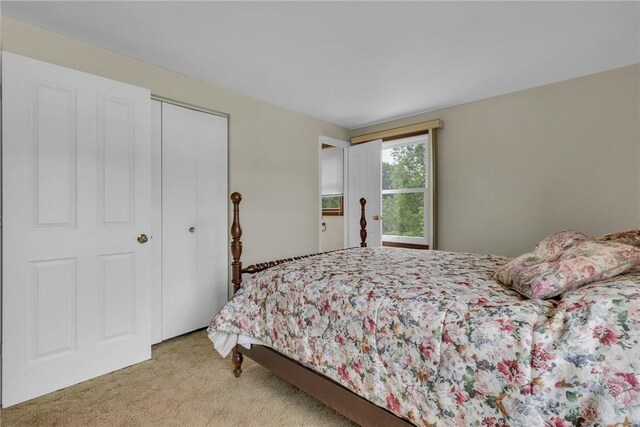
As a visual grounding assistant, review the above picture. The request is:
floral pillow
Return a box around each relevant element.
[495,239,640,299]
[596,230,640,247]
[534,230,590,261]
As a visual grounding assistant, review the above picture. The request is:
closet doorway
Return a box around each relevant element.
[319,136,349,252]
[151,100,228,343]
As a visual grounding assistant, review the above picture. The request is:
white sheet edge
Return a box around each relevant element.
[209,330,268,358]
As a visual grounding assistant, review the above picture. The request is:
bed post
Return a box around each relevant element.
[231,192,243,294]
[230,192,244,378]
[359,198,367,248]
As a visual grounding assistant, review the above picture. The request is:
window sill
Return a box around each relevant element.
[382,241,429,250]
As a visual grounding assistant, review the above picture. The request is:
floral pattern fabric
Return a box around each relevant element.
[208,247,640,426]
[495,239,640,299]
[534,230,591,261]
[597,230,640,248]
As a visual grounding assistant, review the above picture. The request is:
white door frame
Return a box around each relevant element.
[318,135,350,251]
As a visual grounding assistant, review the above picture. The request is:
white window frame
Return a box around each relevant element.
[381,134,429,246]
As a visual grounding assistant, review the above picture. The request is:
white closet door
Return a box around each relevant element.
[2,53,152,406]
[150,100,163,344]
[348,140,382,247]
[162,103,227,340]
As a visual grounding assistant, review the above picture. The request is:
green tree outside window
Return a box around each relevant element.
[382,143,426,238]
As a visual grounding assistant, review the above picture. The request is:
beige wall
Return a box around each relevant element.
[353,65,640,257]
[1,17,350,268]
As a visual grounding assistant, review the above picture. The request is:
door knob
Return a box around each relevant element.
[137,234,149,244]
[189,226,196,233]
[372,215,382,221]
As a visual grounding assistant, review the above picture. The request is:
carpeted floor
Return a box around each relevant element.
[1,330,355,426]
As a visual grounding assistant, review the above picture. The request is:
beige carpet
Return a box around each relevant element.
[1,330,355,427]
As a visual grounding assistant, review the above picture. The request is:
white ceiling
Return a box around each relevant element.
[3,1,639,129]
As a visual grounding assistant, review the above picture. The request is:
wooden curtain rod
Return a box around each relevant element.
[350,119,443,145]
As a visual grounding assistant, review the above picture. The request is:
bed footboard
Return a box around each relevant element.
[228,192,367,377]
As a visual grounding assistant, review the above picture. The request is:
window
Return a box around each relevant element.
[322,195,344,216]
[322,146,344,216]
[381,135,428,246]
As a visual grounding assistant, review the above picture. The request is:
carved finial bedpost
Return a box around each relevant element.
[231,192,243,294]
[359,198,367,248]
[230,192,243,378]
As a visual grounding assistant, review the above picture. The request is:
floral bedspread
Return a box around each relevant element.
[208,247,640,426]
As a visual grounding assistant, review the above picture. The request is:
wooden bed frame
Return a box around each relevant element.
[228,192,413,427]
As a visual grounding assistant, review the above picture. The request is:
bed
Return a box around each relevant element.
[208,193,640,426]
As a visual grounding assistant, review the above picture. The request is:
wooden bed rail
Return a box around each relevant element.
[230,192,368,292]
[228,192,367,377]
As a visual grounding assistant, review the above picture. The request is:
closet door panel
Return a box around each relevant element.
[195,112,228,319]
[162,103,198,340]
[150,100,163,344]
[161,103,227,340]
